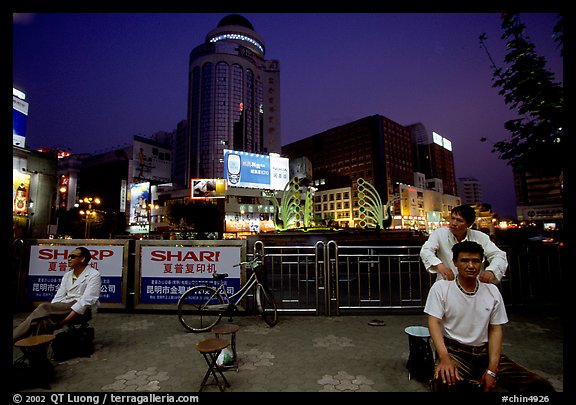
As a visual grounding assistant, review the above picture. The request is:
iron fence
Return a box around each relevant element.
[252,240,564,315]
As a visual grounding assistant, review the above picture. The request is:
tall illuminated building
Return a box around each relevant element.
[408,122,457,196]
[183,14,281,183]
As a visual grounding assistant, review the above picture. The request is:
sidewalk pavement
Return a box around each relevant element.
[12,309,563,393]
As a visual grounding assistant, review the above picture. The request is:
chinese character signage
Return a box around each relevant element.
[139,246,241,304]
[223,149,289,190]
[27,245,125,303]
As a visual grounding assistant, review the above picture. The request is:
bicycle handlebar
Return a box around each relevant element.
[233,254,267,268]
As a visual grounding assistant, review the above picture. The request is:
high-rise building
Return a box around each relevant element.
[457,176,483,206]
[408,123,457,196]
[514,168,563,224]
[184,14,281,183]
[282,115,414,227]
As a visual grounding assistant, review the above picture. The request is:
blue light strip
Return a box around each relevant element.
[209,33,264,53]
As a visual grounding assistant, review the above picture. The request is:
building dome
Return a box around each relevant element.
[206,14,264,56]
[217,14,254,31]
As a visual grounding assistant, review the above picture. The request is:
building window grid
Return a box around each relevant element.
[255,77,263,152]
[231,64,243,151]
[214,62,229,177]
[199,63,214,177]
[245,69,254,151]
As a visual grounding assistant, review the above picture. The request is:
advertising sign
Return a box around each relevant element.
[27,245,125,303]
[13,95,29,139]
[13,169,31,216]
[132,137,172,182]
[139,245,241,304]
[225,213,275,233]
[191,178,227,199]
[129,182,150,227]
[270,154,290,190]
[223,149,289,190]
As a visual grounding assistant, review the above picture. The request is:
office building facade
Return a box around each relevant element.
[282,115,414,227]
[457,176,483,206]
[408,123,457,196]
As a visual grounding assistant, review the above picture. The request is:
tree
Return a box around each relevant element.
[479,13,564,175]
[164,200,221,237]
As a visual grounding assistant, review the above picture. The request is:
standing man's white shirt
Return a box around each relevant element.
[420,227,508,283]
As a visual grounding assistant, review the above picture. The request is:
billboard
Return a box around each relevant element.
[13,93,29,146]
[129,182,150,231]
[133,137,172,182]
[191,178,227,199]
[13,169,31,216]
[223,149,289,190]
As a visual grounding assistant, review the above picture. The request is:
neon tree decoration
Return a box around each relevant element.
[356,178,400,229]
[263,177,302,231]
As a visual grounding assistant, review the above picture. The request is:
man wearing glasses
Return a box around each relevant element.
[13,247,102,343]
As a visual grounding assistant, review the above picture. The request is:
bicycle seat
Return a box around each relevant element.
[213,273,228,281]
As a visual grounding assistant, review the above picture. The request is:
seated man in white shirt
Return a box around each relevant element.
[13,247,102,343]
[425,241,555,393]
[420,204,507,284]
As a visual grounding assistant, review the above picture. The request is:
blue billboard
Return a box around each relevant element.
[223,149,289,190]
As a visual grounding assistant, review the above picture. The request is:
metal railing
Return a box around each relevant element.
[253,240,564,315]
[253,240,326,314]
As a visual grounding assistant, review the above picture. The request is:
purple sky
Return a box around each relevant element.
[12,13,563,218]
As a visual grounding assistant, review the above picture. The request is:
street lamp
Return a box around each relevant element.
[79,197,101,238]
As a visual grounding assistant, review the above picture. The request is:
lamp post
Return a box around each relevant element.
[79,197,101,238]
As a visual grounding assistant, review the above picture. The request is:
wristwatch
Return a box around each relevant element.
[486,369,497,379]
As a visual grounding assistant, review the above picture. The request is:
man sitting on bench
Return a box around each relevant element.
[13,246,101,343]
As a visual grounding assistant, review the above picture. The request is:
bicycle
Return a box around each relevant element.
[177,254,278,332]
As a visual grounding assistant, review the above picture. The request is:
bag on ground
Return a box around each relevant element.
[216,347,234,367]
[52,327,95,361]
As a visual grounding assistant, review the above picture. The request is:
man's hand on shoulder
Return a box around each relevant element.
[479,270,496,284]
[433,263,455,281]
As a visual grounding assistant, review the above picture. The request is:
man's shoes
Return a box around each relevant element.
[368,319,386,326]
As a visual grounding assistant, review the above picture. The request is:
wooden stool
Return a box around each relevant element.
[195,338,231,392]
[13,334,55,389]
[212,323,240,372]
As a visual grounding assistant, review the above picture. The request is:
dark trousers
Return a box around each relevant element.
[430,337,555,393]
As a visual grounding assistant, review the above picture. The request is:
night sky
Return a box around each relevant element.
[12,12,563,218]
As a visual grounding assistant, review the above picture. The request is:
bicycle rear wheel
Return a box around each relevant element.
[177,286,224,332]
[256,284,278,327]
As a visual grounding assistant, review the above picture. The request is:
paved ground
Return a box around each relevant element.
[11,308,563,394]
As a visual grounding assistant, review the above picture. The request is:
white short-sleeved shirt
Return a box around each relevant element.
[424,279,508,346]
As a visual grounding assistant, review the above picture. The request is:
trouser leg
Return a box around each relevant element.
[430,343,487,392]
[13,302,74,342]
[496,354,556,393]
[430,344,556,393]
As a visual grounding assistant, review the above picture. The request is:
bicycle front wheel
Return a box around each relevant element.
[177,286,224,332]
[256,284,278,327]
